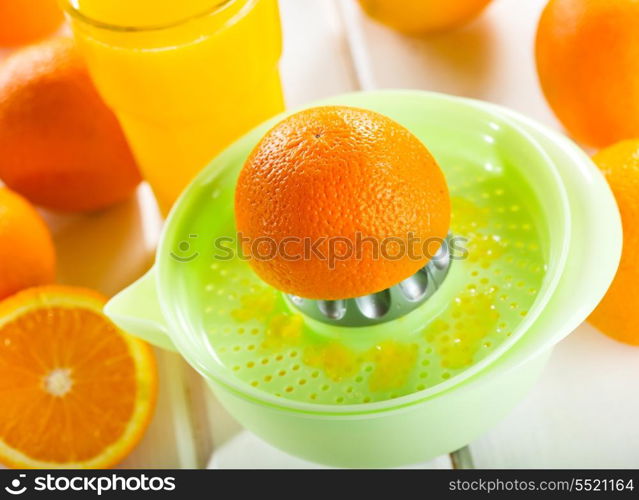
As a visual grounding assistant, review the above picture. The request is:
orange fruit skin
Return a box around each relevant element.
[0,38,142,213]
[358,0,493,35]
[589,140,639,345]
[0,285,157,469]
[235,106,451,301]
[0,187,56,301]
[536,0,639,148]
[0,0,64,47]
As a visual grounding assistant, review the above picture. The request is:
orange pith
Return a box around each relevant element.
[0,286,157,468]
[235,106,451,300]
[589,140,639,345]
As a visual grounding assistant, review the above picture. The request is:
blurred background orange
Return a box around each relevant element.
[589,140,639,345]
[0,0,64,47]
[358,0,493,35]
[536,0,639,148]
[0,38,142,213]
[0,187,56,301]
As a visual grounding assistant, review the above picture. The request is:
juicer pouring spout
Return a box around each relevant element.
[104,268,177,351]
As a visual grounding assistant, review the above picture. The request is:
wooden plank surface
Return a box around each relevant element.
[471,324,639,468]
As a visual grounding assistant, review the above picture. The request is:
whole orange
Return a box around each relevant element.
[235,106,451,301]
[589,140,639,345]
[536,0,639,148]
[0,38,142,212]
[358,0,493,35]
[0,0,64,47]
[0,187,56,301]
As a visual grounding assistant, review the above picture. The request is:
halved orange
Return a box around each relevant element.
[0,286,157,469]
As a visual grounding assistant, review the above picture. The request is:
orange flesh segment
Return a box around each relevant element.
[0,288,156,468]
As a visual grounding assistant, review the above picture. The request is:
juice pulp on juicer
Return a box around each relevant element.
[200,163,546,405]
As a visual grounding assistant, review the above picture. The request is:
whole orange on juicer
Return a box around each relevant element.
[235,106,451,322]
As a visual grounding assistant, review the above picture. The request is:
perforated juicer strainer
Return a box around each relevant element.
[106,91,621,468]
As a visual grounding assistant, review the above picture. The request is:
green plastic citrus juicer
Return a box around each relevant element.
[106,91,621,468]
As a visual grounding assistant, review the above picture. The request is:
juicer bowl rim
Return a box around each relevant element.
[156,90,581,416]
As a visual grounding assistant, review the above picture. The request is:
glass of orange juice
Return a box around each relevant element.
[61,0,285,214]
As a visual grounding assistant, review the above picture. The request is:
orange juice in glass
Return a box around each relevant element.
[61,0,284,213]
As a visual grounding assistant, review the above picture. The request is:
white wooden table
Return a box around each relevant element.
[3,0,638,469]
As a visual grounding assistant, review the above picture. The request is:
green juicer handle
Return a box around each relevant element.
[104,268,177,352]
